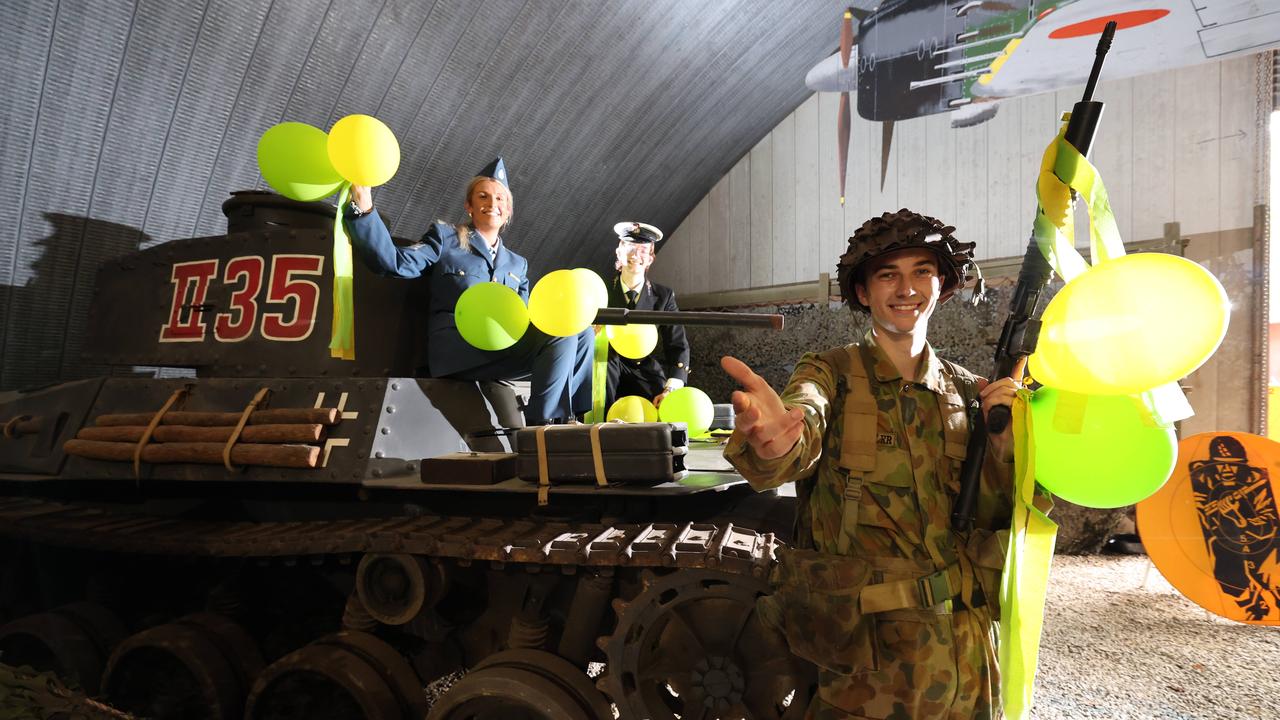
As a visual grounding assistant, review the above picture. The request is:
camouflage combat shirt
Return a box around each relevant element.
[725,331,1014,720]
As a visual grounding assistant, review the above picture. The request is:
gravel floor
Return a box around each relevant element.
[1034,554,1280,720]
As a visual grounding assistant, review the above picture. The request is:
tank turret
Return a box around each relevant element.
[85,191,419,378]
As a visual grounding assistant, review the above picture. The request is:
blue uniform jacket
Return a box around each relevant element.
[344,209,530,378]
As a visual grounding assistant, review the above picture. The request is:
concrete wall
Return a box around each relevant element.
[653,55,1265,289]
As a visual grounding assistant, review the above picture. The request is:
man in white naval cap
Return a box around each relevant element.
[606,221,690,408]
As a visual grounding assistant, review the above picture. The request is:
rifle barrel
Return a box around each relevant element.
[1081,21,1117,103]
[593,308,784,330]
[952,21,1119,533]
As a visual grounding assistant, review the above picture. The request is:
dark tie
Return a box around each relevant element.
[625,290,638,307]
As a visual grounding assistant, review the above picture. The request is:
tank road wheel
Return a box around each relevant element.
[102,612,264,720]
[356,553,447,626]
[245,631,428,720]
[599,570,813,720]
[472,649,612,719]
[426,666,592,720]
[0,601,126,694]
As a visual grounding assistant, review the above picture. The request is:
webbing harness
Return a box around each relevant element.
[811,343,977,613]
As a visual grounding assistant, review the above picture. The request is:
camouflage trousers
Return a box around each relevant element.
[804,607,1000,720]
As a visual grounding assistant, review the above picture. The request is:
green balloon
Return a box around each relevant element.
[1030,387,1177,508]
[455,282,529,351]
[257,122,345,201]
[658,386,714,437]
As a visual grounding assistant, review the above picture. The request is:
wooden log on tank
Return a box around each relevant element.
[75,424,326,444]
[64,439,320,468]
[92,407,340,427]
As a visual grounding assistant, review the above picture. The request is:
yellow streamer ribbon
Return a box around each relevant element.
[1031,119,1191,423]
[591,330,609,421]
[999,390,1058,720]
[330,183,356,360]
[1031,119,1124,283]
[1008,123,1192,717]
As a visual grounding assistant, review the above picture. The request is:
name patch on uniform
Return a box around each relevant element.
[877,433,897,447]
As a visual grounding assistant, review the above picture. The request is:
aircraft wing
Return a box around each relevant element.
[976,0,1280,99]
[805,0,1280,123]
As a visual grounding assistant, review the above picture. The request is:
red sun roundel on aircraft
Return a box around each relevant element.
[1048,9,1171,39]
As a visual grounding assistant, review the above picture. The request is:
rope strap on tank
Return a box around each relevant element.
[2,415,30,440]
[589,423,609,489]
[535,424,610,506]
[535,426,551,506]
[134,387,190,479]
[223,387,271,471]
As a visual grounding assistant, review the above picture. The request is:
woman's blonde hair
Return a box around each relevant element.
[454,175,514,250]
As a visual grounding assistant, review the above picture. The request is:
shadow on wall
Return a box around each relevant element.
[0,214,146,392]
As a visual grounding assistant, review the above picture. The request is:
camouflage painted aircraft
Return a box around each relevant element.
[810,0,1280,189]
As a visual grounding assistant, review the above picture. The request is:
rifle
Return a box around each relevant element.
[951,21,1117,532]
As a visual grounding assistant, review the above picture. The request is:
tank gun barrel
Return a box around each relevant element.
[593,308,783,330]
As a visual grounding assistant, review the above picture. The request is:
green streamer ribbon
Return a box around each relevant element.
[591,330,609,421]
[330,183,356,360]
[1000,390,1059,720]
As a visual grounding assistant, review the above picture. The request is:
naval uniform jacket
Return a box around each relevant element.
[606,275,690,398]
[344,209,529,378]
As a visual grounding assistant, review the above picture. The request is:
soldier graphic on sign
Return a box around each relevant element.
[1189,435,1279,620]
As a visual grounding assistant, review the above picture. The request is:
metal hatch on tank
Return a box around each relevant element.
[0,190,812,720]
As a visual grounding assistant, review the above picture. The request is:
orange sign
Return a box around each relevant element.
[1137,432,1280,625]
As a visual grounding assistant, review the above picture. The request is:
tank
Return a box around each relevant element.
[0,192,811,719]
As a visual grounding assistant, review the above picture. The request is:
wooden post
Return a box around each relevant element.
[1165,221,1187,439]
[1253,203,1269,437]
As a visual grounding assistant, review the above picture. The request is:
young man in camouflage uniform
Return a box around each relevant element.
[722,209,1020,719]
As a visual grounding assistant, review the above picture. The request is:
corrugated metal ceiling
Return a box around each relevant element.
[0,0,849,389]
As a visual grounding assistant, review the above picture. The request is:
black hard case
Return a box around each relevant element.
[513,422,687,484]
[420,452,517,485]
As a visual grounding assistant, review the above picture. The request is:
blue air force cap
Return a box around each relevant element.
[478,157,509,189]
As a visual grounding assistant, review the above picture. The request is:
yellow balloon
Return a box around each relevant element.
[528,269,597,337]
[1030,253,1229,395]
[606,324,658,359]
[327,114,400,186]
[573,268,608,310]
[607,395,658,423]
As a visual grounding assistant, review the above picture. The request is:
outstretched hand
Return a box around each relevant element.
[721,356,805,459]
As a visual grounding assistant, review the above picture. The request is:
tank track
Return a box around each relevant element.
[0,496,777,577]
[0,496,809,718]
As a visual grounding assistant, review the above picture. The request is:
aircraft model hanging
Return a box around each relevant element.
[810,0,1280,189]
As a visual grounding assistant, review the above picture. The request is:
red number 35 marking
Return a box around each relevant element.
[159,255,325,343]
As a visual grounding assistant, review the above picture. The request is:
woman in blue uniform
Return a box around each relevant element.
[344,158,592,425]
